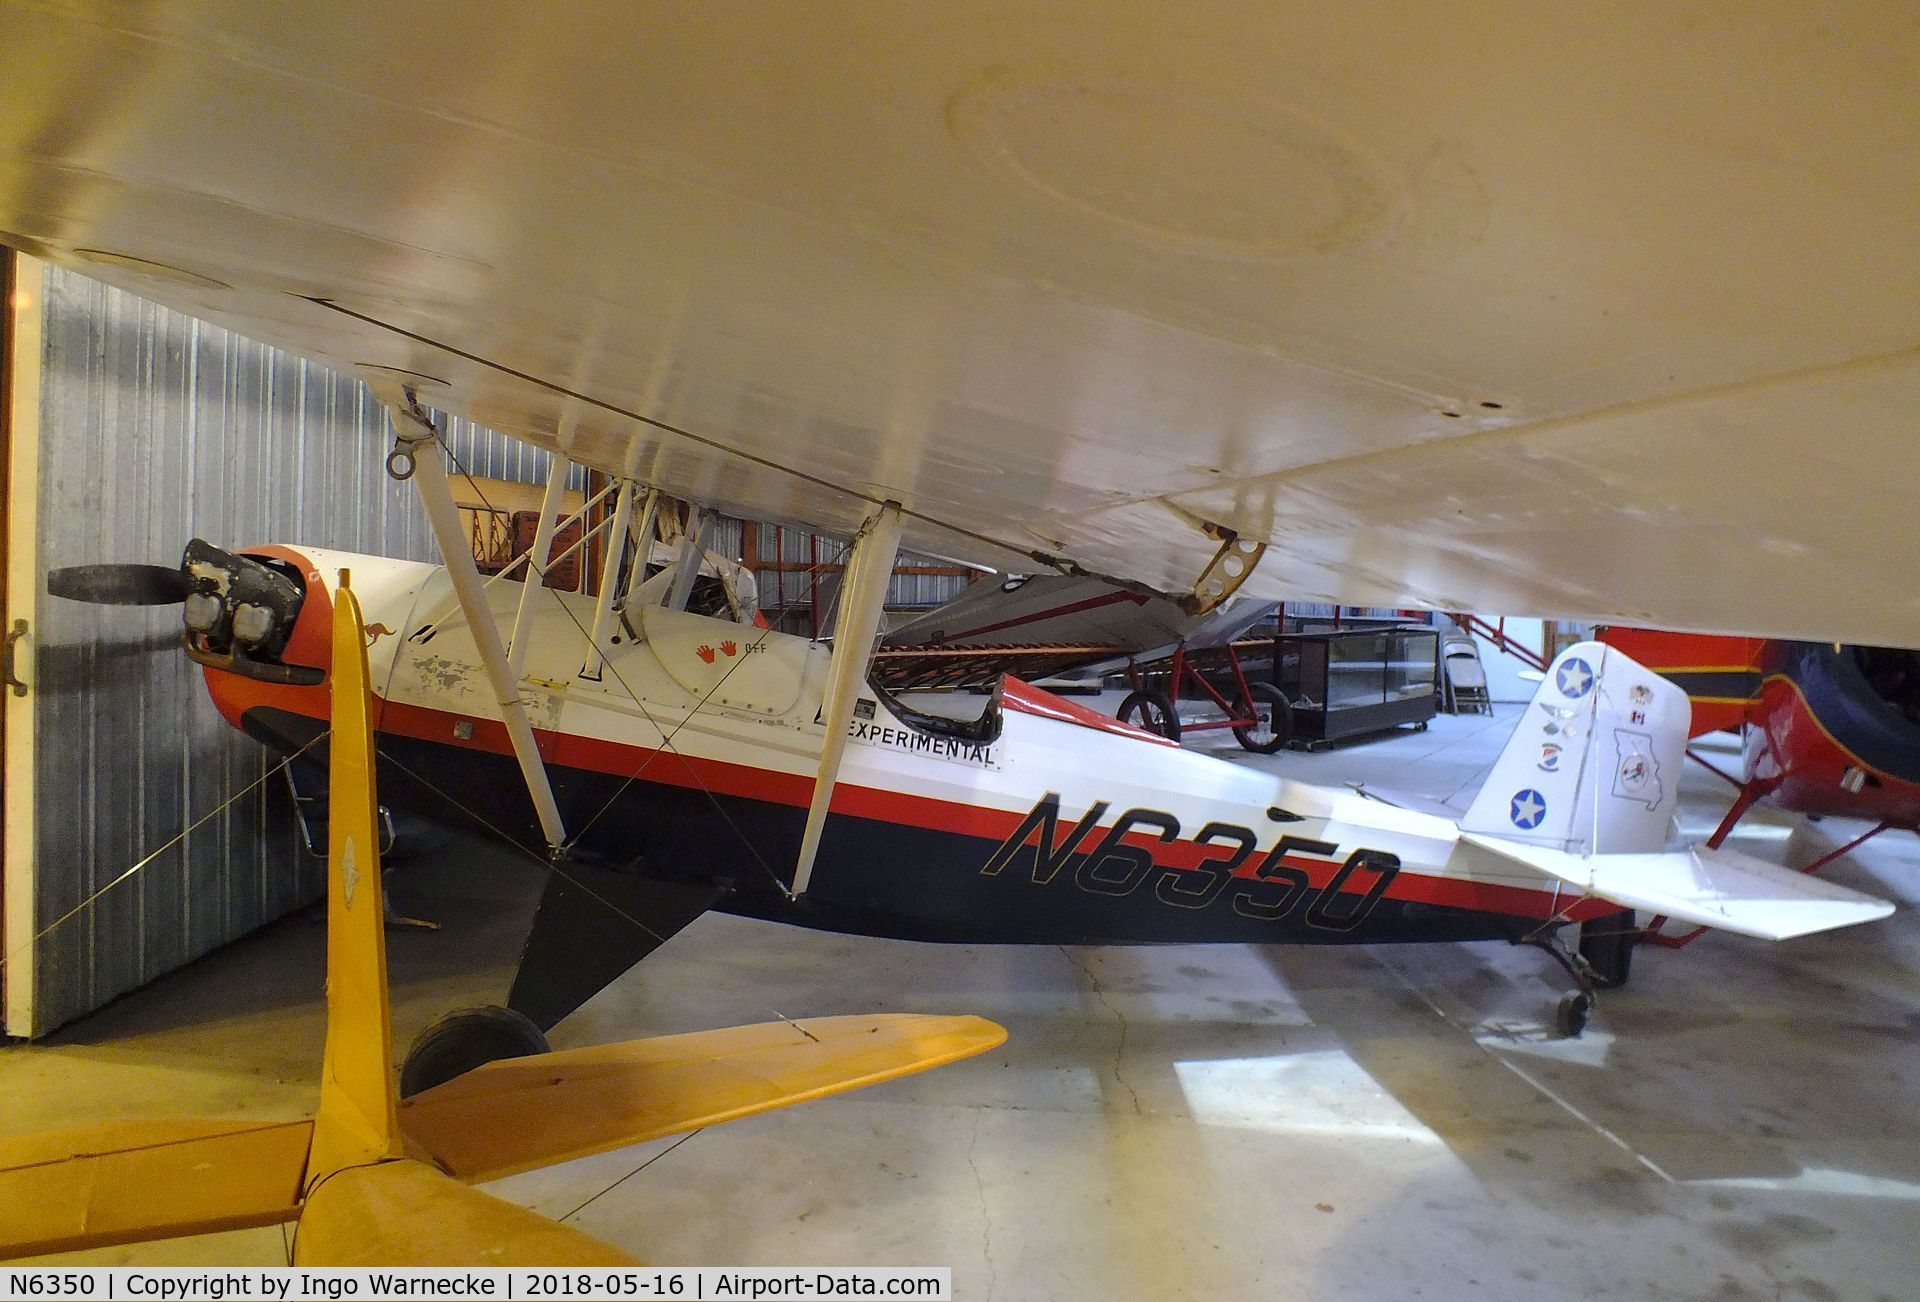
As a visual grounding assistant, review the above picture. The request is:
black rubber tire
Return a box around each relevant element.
[400,1005,551,1098]
[1233,682,1295,754]
[1578,909,1637,990]
[1117,689,1181,742]
[1556,990,1594,1039]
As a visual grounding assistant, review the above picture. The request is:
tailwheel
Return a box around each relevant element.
[400,1004,550,1097]
[1519,928,1600,1038]
[1556,990,1595,1038]
[1117,689,1181,742]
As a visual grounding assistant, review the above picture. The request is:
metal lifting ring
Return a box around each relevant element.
[385,445,417,481]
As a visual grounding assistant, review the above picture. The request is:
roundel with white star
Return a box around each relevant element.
[1510,788,1548,830]
[1555,657,1595,699]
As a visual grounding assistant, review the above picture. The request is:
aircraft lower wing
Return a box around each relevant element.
[1,6,1916,645]
[399,1013,1007,1185]
[1461,833,1897,941]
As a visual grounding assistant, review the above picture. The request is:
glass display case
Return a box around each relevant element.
[1267,627,1440,748]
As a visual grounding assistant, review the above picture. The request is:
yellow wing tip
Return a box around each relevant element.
[398,1010,1008,1184]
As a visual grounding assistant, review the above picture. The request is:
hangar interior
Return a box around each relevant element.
[1,256,1917,1297]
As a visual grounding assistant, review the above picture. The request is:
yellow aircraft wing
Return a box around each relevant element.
[295,1159,642,1267]
[0,1118,311,1258]
[400,1012,1007,1184]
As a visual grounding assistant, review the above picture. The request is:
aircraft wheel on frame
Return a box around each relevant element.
[1578,909,1636,989]
[400,1004,551,1098]
[1117,689,1181,742]
[1233,682,1295,754]
[1555,990,1594,1038]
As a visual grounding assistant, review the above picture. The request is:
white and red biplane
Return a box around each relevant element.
[54,529,1889,1063]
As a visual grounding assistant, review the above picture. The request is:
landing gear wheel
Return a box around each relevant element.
[1578,909,1637,990]
[400,1004,550,1098]
[1556,990,1594,1038]
[1233,682,1295,754]
[1118,689,1181,742]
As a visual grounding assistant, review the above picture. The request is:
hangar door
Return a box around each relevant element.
[0,252,438,1036]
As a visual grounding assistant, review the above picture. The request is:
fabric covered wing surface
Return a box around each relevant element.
[0,1119,311,1258]
[294,1160,642,1266]
[0,4,1915,642]
[399,1013,1007,1184]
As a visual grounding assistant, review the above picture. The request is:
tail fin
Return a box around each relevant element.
[1461,640,1689,855]
[308,572,404,1184]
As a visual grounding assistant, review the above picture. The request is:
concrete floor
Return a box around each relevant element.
[8,705,1920,1300]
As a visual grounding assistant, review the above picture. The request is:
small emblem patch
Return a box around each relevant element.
[342,837,360,907]
[1556,658,1595,699]
[1510,789,1548,830]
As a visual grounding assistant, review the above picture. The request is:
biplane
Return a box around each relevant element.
[4,5,1916,1061]
[875,572,1271,688]
[55,524,1894,1050]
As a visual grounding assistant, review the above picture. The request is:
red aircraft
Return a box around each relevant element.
[1598,626,1920,942]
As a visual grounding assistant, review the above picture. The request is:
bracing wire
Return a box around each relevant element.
[426,428,853,896]
[0,731,330,974]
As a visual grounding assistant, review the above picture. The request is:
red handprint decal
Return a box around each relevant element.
[695,644,716,664]
[720,640,738,657]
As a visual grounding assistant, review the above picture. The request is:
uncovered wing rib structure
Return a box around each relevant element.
[0,577,1005,1266]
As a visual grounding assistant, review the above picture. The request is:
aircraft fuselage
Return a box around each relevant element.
[208,550,1608,963]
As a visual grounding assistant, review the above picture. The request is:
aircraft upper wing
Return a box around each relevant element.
[2,4,1916,643]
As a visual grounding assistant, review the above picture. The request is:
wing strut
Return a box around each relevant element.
[663,503,711,612]
[507,450,573,678]
[387,398,567,851]
[582,478,639,678]
[791,501,902,897]
[619,487,662,605]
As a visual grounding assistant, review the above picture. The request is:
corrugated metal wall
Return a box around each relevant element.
[21,266,460,1033]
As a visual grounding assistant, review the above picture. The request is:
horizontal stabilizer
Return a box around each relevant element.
[1350,783,1466,820]
[296,1159,641,1266]
[1462,833,1896,940]
[401,1012,1006,1184]
[0,1119,310,1259]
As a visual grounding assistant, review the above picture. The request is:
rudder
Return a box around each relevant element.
[1461,641,1689,855]
[309,573,404,1182]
